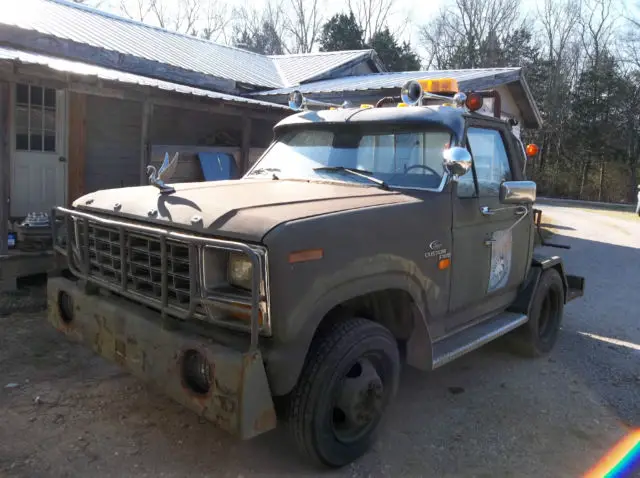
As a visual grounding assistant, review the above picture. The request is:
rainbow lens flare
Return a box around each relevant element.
[585,430,640,478]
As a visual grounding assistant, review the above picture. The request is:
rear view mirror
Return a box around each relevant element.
[443,147,472,178]
[500,180,536,204]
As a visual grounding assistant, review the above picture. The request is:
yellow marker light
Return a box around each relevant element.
[228,303,264,326]
[397,102,408,107]
[360,104,373,109]
[289,249,324,264]
[417,78,459,94]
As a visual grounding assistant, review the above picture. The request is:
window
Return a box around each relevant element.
[249,128,452,190]
[457,127,512,197]
[15,84,57,152]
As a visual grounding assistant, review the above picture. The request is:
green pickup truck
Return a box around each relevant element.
[47,78,584,468]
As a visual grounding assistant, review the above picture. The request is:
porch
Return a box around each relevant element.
[0,47,288,292]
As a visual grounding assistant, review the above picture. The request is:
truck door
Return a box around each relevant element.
[447,121,532,332]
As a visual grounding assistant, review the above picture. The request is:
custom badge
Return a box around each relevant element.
[424,239,450,261]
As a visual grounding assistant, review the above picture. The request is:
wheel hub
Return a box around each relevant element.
[335,359,384,431]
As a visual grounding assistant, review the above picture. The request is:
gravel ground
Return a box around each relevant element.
[1,205,638,478]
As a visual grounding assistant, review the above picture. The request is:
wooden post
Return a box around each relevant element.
[139,100,153,185]
[240,116,253,177]
[0,82,10,257]
[67,91,86,205]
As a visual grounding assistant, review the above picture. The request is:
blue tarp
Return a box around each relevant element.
[198,152,237,181]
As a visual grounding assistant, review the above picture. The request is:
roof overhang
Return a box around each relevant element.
[1,0,391,92]
[0,46,289,118]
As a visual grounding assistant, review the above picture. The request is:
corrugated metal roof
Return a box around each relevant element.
[270,50,375,86]
[1,0,379,89]
[251,68,522,96]
[0,46,289,110]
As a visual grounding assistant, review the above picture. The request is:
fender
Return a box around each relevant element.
[509,254,574,317]
[532,254,569,301]
[264,271,436,396]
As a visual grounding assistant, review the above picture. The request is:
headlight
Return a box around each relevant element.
[228,252,252,290]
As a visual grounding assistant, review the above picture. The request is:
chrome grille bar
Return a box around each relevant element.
[52,206,271,348]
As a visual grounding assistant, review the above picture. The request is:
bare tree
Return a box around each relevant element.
[231,0,289,54]
[580,0,617,64]
[201,0,233,42]
[149,0,200,33]
[119,0,153,22]
[538,0,581,65]
[347,0,396,40]
[284,0,324,53]
[419,0,522,69]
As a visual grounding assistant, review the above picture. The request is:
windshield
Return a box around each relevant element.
[247,127,454,190]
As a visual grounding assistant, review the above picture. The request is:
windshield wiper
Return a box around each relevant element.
[313,166,389,190]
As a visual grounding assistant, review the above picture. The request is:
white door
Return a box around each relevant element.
[11,83,67,217]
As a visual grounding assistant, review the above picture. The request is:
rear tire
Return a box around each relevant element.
[507,268,565,357]
[288,318,400,468]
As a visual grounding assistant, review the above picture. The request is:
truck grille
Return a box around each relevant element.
[75,221,192,308]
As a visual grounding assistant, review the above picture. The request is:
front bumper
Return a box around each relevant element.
[47,277,277,439]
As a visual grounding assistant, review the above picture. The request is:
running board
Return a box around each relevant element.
[432,312,528,369]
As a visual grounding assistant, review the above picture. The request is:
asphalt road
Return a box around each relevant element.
[1,205,638,477]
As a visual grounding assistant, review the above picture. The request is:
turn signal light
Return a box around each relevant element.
[229,303,264,326]
[526,144,539,157]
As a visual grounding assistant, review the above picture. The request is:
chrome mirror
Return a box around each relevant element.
[288,90,304,110]
[499,180,536,204]
[443,147,472,178]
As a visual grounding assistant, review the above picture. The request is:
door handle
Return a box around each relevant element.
[480,206,495,216]
[58,156,67,162]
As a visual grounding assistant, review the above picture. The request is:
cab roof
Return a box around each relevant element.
[273,104,490,141]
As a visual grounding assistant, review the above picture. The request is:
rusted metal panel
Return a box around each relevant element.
[67,91,86,205]
[47,276,277,439]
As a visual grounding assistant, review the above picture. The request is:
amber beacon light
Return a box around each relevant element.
[526,143,540,158]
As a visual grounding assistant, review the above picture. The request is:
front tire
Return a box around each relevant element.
[288,318,400,468]
[508,268,565,357]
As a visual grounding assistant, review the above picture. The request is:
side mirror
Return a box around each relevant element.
[443,147,472,178]
[500,180,537,204]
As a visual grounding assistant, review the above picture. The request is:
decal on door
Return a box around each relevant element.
[488,229,512,293]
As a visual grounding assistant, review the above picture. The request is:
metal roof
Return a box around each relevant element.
[0,46,289,110]
[251,68,523,96]
[1,0,380,90]
[250,67,543,129]
[269,50,379,86]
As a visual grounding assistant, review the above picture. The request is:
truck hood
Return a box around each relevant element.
[72,179,412,242]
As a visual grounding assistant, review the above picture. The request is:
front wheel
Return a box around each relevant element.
[288,318,400,468]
